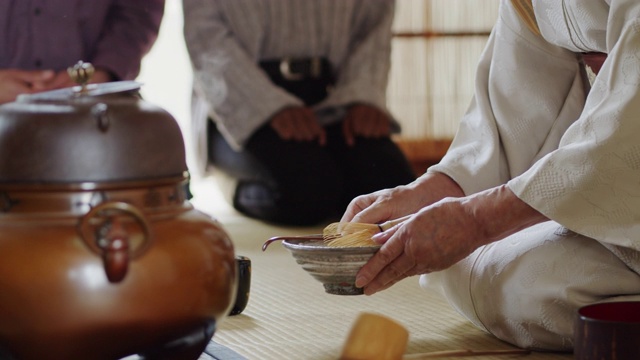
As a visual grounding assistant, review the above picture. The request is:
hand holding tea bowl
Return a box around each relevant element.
[574,301,640,360]
[262,236,380,295]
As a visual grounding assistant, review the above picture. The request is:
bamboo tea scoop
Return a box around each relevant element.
[339,313,530,360]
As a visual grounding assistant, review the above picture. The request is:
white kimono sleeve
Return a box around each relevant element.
[430,0,640,250]
[428,1,587,196]
[508,0,640,250]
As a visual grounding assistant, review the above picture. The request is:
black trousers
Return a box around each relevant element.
[208,57,415,226]
[208,121,416,226]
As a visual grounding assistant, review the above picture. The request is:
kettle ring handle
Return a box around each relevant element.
[78,201,153,283]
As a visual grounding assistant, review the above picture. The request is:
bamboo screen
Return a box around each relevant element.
[388,0,500,141]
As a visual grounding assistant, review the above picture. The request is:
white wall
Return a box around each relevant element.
[137,0,193,153]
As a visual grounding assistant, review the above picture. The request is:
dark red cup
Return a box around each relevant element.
[574,301,640,359]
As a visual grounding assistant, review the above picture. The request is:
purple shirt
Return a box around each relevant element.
[0,0,164,80]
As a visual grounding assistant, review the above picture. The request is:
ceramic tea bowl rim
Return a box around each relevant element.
[281,238,381,253]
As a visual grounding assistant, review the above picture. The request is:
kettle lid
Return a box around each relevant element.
[0,62,188,184]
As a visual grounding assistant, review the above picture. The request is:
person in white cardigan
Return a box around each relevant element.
[341,0,640,351]
[183,0,415,226]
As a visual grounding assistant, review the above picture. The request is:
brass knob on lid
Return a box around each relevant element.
[67,60,95,93]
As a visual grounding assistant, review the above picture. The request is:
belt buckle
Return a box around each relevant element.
[279,58,323,81]
[279,58,304,81]
[309,58,322,78]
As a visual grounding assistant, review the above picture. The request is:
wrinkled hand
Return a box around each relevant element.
[43,71,77,90]
[354,185,548,295]
[354,198,485,295]
[0,68,114,104]
[0,69,55,104]
[42,68,114,90]
[270,106,326,145]
[342,104,391,146]
[341,172,465,224]
[88,69,114,84]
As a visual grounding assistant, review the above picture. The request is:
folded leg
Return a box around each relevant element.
[421,221,640,350]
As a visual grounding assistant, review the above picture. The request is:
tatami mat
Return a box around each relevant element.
[190,177,573,360]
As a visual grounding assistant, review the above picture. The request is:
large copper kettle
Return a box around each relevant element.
[0,63,236,360]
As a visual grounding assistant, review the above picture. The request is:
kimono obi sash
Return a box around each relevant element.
[581,52,607,75]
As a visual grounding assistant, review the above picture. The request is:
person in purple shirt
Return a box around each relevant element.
[0,0,164,104]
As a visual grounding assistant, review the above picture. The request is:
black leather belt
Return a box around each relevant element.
[259,57,333,81]
[259,57,334,106]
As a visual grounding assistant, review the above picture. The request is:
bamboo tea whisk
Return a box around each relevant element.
[323,215,411,247]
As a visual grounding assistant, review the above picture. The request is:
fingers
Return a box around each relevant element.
[356,199,490,295]
[355,227,409,292]
[44,69,111,90]
[0,69,57,104]
[342,117,355,146]
[340,192,379,222]
[363,248,420,295]
[343,104,392,144]
[44,72,76,90]
[348,188,404,225]
[271,104,392,147]
[354,105,390,137]
[16,69,56,91]
[270,107,326,145]
[90,69,116,84]
[367,108,391,137]
[353,214,439,295]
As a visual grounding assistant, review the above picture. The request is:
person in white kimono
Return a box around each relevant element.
[183,0,415,226]
[341,0,640,351]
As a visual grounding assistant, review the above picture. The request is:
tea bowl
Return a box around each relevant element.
[272,237,380,295]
